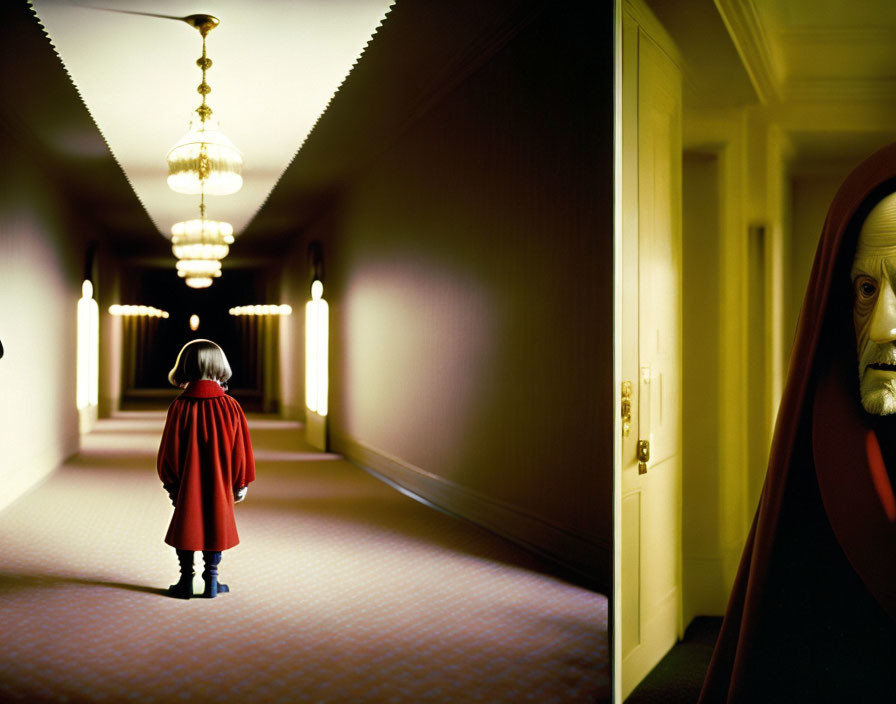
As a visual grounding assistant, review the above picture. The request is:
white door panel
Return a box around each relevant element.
[620,7,682,699]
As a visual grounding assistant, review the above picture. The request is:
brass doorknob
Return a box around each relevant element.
[621,381,632,437]
[637,439,650,474]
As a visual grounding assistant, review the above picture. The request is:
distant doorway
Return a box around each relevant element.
[117,266,280,412]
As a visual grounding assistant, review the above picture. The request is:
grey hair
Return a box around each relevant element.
[168,339,232,388]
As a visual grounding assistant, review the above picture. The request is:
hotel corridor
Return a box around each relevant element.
[0,413,608,703]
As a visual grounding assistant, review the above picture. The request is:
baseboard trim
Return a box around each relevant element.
[332,431,610,593]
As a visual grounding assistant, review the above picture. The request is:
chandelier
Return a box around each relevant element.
[166,14,243,196]
[171,193,233,289]
[176,259,222,289]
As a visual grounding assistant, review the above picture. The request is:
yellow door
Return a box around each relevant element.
[619,5,682,698]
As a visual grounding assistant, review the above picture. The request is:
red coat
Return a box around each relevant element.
[157,380,256,551]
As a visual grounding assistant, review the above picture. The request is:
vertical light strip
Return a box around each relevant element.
[305,300,315,411]
[89,289,99,407]
[77,280,99,411]
[316,292,329,416]
[305,280,329,416]
[77,287,88,411]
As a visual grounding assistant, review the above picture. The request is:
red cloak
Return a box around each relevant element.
[157,380,256,552]
[699,143,896,702]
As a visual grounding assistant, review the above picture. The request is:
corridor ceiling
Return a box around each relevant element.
[3,0,539,260]
[649,0,896,163]
[718,0,896,161]
[29,0,394,244]
[720,0,896,107]
[6,1,896,260]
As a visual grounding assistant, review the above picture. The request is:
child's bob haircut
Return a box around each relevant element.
[168,339,233,388]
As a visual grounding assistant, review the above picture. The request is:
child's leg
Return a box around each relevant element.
[201,551,229,597]
[168,549,194,599]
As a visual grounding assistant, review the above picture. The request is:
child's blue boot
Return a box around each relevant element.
[168,549,194,599]
[202,551,229,598]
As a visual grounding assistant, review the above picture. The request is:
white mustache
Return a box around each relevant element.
[859,341,896,373]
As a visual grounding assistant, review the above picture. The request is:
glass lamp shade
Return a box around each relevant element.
[171,218,233,262]
[173,241,229,260]
[184,276,214,289]
[167,116,243,196]
[176,259,223,277]
[171,218,234,242]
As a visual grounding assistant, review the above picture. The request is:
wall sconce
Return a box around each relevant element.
[77,280,99,413]
[190,314,200,331]
[305,279,329,418]
[109,305,170,318]
[228,305,293,316]
[305,240,328,449]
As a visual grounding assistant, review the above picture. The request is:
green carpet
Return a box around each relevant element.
[625,616,722,703]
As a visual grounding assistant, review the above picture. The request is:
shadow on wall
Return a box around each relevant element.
[277,1,612,590]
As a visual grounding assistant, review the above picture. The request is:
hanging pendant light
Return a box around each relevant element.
[171,217,234,261]
[177,257,222,290]
[171,192,232,289]
[183,277,215,289]
[167,15,243,196]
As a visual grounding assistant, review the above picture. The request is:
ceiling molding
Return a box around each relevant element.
[780,26,896,45]
[785,78,896,104]
[713,0,782,104]
[768,101,896,137]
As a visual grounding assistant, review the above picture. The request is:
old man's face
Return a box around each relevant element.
[852,193,896,415]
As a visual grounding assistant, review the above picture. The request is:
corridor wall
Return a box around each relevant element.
[788,171,848,361]
[679,106,793,623]
[292,2,613,588]
[0,116,87,511]
[279,246,306,422]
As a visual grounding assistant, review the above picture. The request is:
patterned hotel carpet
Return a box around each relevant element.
[0,412,608,703]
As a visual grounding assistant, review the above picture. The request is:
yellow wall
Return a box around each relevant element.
[681,150,726,622]
[680,109,747,622]
[680,107,792,623]
[744,113,792,514]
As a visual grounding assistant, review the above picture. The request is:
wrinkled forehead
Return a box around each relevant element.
[855,191,896,260]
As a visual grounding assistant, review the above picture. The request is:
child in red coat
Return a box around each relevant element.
[157,339,256,599]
